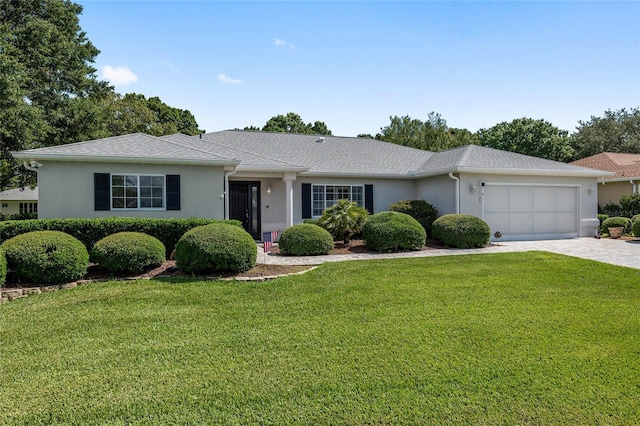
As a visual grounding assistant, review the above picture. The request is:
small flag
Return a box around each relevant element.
[271,230,279,243]
[262,231,273,253]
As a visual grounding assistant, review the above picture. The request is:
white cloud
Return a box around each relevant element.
[274,38,295,49]
[218,73,242,84]
[101,65,138,86]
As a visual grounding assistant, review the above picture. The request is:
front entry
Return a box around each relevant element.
[229,181,261,239]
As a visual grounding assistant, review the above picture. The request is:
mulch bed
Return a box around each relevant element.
[268,239,447,256]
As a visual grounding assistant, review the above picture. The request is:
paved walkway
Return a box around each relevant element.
[257,238,640,270]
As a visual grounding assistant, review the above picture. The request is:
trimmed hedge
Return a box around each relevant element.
[388,199,438,236]
[175,223,257,274]
[432,214,490,248]
[633,220,640,237]
[91,232,166,274]
[278,224,334,256]
[0,217,241,257]
[0,249,6,287]
[0,231,89,284]
[601,216,632,235]
[363,211,426,252]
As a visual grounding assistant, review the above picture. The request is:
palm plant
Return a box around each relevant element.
[318,199,369,245]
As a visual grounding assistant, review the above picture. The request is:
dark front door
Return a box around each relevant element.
[229,181,261,239]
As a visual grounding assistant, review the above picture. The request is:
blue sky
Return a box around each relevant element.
[77,1,640,136]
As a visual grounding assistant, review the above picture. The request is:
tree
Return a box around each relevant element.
[249,112,332,135]
[0,1,204,189]
[0,0,111,188]
[377,112,470,152]
[476,118,575,162]
[570,107,640,160]
[317,199,368,245]
[101,93,203,137]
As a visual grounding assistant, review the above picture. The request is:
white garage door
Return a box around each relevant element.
[483,184,579,241]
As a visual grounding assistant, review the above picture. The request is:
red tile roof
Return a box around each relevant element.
[571,152,640,180]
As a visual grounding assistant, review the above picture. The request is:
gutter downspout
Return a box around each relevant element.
[23,161,41,173]
[631,180,637,194]
[223,166,239,219]
[449,172,460,214]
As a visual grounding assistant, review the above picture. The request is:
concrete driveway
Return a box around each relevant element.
[258,237,640,270]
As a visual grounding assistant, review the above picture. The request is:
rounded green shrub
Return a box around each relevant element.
[0,249,6,287]
[601,216,632,235]
[389,199,438,236]
[631,214,640,224]
[175,223,257,274]
[363,211,426,252]
[0,231,88,284]
[91,232,165,274]
[432,214,490,248]
[278,224,334,256]
[597,214,609,226]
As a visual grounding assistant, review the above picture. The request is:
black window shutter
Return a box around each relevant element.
[94,173,110,211]
[302,183,311,219]
[365,184,374,214]
[166,175,181,210]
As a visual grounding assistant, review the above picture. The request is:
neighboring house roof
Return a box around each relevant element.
[571,152,640,182]
[0,187,38,201]
[12,130,609,178]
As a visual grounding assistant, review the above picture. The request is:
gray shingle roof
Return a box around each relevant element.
[12,133,240,166]
[11,131,608,178]
[197,131,433,176]
[0,186,38,201]
[415,145,607,177]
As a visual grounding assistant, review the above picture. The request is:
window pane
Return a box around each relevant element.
[112,175,123,186]
[140,176,152,186]
[112,198,124,209]
[126,187,137,197]
[140,187,151,197]
[140,198,151,208]
[126,198,138,208]
[126,175,138,186]
[112,187,124,197]
[152,176,164,186]
[152,187,163,198]
[152,198,163,208]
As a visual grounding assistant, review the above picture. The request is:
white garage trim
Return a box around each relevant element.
[481,182,580,241]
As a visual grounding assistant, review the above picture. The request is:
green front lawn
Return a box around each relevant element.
[1,252,638,424]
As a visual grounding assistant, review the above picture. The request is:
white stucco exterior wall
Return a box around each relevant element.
[415,175,457,216]
[36,161,225,219]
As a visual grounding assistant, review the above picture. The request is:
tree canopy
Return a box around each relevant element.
[476,118,575,162]
[377,113,477,152]
[245,112,333,135]
[570,107,640,160]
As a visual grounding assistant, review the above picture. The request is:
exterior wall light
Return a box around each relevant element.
[587,185,594,195]
[470,184,477,193]
[267,185,272,194]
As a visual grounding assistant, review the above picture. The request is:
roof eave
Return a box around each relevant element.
[300,171,414,179]
[412,167,614,178]
[11,152,241,167]
[237,165,309,173]
[599,176,640,183]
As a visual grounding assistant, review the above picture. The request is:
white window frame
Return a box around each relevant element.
[110,174,166,211]
[312,184,364,217]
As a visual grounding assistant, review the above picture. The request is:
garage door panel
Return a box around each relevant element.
[556,212,578,233]
[509,187,533,213]
[484,186,508,212]
[534,187,556,212]
[509,213,533,234]
[556,187,577,212]
[534,212,556,234]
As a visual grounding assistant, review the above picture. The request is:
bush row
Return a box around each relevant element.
[1,222,259,284]
[0,217,241,257]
